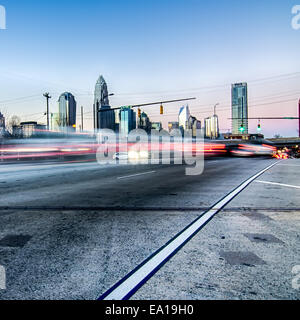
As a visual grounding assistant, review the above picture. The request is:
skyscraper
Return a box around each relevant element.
[137,111,152,134]
[119,106,136,136]
[205,115,219,139]
[94,75,115,131]
[0,112,5,136]
[189,116,202,138]
[231,83,248,134]
[178,105,191,132]
[58,92,77,130]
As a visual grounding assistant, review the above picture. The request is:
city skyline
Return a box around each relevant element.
[0,0,299,137]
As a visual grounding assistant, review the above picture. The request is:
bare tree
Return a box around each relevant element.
[7,115,21,133]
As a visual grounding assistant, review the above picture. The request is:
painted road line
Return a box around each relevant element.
[98,161,278,301]
[0,265,6,290]
[117,171,156,180]
[256,180,300,190]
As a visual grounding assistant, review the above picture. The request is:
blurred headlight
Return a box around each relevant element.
[128,151,139,160]
[139,151,149,159]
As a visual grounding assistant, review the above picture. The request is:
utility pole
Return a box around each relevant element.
[51,113,54,131]
[43,93,52,130]
[81,106,84,132]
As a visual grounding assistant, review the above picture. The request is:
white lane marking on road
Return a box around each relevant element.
[256,180,300,189]
[0,265,6,290]
[117,171,156,180]
[100,161,278,300]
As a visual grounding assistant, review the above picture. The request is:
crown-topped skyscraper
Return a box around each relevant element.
[93,75,115,131]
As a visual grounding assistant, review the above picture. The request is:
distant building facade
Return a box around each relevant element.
[137,111,152,134]
[168,122,179,132]
[119,106,136,136]
[178,105,201,137]
[205,115,219,139]
[0,112,5,136]
[232,83,248,134]
[58,92,77,131]
[13,122,47,138]
[188,116,201,138]
[152,122,163,131]
[224,133,264,141]
[94,75,115,130]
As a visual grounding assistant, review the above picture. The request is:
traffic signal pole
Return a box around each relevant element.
[98,97,196,113]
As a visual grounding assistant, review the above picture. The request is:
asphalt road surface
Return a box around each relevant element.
[0,157,299,300]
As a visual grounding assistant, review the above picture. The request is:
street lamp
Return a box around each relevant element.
[214,103,219,116]
[43,93,52,130]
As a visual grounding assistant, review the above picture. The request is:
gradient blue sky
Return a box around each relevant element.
[0,0,300,137]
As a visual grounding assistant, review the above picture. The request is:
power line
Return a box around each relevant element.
[0,94,42,104]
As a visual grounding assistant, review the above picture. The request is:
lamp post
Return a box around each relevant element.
[214,103,219,116]
[43,93,51,131]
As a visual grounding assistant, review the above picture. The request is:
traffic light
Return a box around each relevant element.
[138,108,141,117]
[257,122,261,132]
[160,104,164,115]
[240,124,245,133]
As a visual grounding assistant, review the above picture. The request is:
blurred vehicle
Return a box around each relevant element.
[113,152,129,160]
[230,143,276,157]
[113,151,149,162]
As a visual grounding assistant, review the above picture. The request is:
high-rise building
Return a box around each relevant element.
[0,112,5,133]
[189,116,202,138]
[178,105,191,132]
[231,83,248,134]
[119,106,136,136]
[94,75,115,130]
[137,111,152,134]
[205,115,219,139]
[58,92,77,130]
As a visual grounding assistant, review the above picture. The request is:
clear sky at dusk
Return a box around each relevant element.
[0,0,300,137]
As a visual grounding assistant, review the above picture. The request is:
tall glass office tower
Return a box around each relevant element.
[178,105,191,132]
[119,107,136,136]
[231,83,248,134]
[58,92,77,130]
[94,75,115,131]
